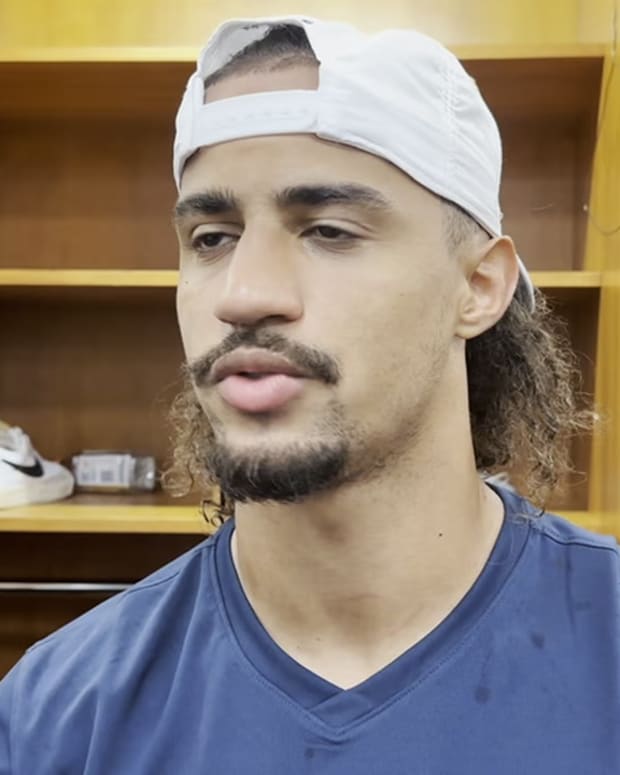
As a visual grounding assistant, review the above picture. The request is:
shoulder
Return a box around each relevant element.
[12,530,223,693]
[532,510,618,554]
[499,484,618,551]
[500,486,620,586]
[0,526,231,771]
[532,509,620,586]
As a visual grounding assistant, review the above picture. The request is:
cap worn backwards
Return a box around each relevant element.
[173,15,535,308]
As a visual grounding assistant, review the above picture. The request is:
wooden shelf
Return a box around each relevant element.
[0,55,603,124]
[0,501,600,535]
[456,44,606,61]
[0,501,211,534]
[0,0,617,685]
[0,269,178,288]
[0,43,606,64]
[0,269,602,290]
[531,271,602,288]
[0,0,616,694]
[0,56,602,272]
[0,47,200,63]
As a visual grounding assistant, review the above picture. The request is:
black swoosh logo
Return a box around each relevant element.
[2,458,44,478]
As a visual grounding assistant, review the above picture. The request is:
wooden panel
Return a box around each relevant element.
[504,287,599,512]
[0,532,204,581]
[0,117,178,270]
[0,287,599,514]
[587,44,620,525]
[499,118,590,270]
[0,594,109,677]
[0,294,184,461]
[0,531,205,676]
[467,58,601,271]
[467,57,602,121]
[1,111,591,272]
[0,0,612,49]
[542,287,600,511]
[0,57,601,272]
[0,57,602,120]
[592,280,620,520]
[0,62,191,119]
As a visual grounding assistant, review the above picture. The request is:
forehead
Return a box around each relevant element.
[179,133,426,214]
[181,65,436,216]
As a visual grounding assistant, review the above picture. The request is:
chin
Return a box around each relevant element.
[204,437,349,504]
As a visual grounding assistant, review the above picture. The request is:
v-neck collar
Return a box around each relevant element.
[211,486,531,731]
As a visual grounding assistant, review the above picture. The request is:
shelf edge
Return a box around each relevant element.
[531,270,602,288]
[0,504,211,535]
[0,269,178,288]
[0,47,199,63]
[0,43,607,64]
[0,269,602,290]
[0,507,606,536]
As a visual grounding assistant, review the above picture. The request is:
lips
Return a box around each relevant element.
[217,373,305,412]
[212,350,308,413]
[212,349,307,383]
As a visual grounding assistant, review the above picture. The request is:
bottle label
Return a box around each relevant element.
[72,453,134,489]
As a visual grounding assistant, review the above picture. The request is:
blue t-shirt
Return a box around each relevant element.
[1,487,619,774]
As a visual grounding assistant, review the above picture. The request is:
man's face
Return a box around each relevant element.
[174,67,465,503]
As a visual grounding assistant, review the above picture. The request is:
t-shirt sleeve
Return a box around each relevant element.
[0,661,19,775]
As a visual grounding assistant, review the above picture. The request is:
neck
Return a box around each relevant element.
[229,423,504,689]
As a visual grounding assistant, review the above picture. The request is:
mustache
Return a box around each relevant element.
[186,328,341,387]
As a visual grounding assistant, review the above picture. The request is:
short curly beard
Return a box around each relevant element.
[162,374,395,509]
[204,431,349,503]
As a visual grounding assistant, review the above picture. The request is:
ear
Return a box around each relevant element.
[455,235,520,340]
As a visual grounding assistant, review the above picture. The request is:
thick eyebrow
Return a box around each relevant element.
[173,183,393,223]
[275,184,393,213]
[174,189,239,222]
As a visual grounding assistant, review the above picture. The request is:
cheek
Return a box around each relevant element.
[175,277,215,359]
[333,260,448,346]
[330,271,454,403]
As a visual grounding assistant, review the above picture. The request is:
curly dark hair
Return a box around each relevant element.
[465,271,593,502]
[163,24,594,520]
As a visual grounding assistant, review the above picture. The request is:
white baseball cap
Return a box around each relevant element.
[173,15,534,307]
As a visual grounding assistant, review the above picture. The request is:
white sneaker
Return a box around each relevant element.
[0,422,74,509]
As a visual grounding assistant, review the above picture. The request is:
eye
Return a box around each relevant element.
[307,225,357,241]
[191,231,237,252]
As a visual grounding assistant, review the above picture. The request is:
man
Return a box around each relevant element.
[1,15,618,774]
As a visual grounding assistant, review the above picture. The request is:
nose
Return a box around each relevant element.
[213,224,304,327]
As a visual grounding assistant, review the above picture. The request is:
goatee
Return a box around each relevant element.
[204,437,349,503]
